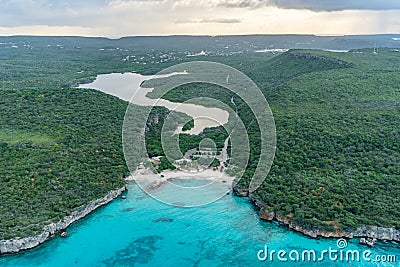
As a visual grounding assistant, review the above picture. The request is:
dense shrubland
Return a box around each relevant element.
[1,36,399,240]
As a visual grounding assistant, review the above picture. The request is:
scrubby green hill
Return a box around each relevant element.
[251,49,400,231]
[0,88,130,239]
[0,38,192,240]
[0,42,142,240]
[150,48,400,232]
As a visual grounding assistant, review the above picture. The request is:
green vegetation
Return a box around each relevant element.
[0,35,399,241]
[0,39,157,240]
[0,88,130,239]
[211,158,221,168]
[253,49,400,231]
[194,158,221,168]
[182,119,194,132]
[0,129,55,145]
[157,156,177,172]
[149,48,400,232]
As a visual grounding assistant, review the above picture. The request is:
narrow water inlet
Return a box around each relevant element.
[78,72,229,135]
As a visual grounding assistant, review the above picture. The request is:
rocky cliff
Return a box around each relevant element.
[233,186,400,242]
[0,185,127,255]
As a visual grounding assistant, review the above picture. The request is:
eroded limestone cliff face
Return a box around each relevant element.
[0,185,127,254]
[233,186,400,242]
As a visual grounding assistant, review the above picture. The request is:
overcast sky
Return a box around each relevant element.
[0,0,399,37]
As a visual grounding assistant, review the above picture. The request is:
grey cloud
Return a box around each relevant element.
[1,0,398,31]
[215,0,264,8]
[216,0,400,11]
[175,17,241,23]
[0,0,110,27]
[0,0,108,10]
[199,18,241,23]
[0,0,172,27]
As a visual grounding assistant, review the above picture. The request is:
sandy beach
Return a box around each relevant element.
[126,167,235,190]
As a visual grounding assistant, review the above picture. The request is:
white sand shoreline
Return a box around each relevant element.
[125,167,235,190]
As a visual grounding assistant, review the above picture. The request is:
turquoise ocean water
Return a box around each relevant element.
[1,180,399,267]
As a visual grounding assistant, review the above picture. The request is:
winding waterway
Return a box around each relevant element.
[79,72,229,135]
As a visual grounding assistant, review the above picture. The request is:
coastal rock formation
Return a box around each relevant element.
[360,237,377,247]
[249,192,400,243]
[0,185,127,255]
[232,186,249,197]
[259,208,275,221]
[60,232,68,238]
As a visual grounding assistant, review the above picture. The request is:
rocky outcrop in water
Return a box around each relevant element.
[248,192,400,243]
[0,185,127,255]
[232,186,249,197]
[152,217,173,223]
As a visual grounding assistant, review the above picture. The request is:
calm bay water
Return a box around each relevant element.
[0,181,399,267]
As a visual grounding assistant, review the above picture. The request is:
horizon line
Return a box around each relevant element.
[1,33,400,40]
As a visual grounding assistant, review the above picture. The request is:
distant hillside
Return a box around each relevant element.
[1,34,399,52]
